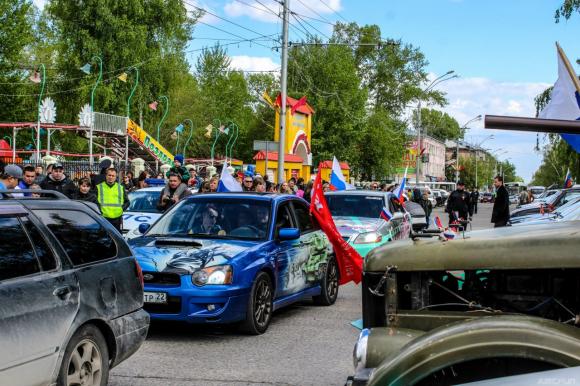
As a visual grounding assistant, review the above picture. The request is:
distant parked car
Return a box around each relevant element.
[511,188,580,219]
[0,190,149,386]
[480,192,494,203]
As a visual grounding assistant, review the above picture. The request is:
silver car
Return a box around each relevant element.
[0,192,149,386]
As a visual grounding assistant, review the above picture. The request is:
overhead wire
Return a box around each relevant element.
[184,0,279,44]
[319,0,349,23]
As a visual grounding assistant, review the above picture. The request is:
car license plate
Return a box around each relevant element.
[143,292,167,304]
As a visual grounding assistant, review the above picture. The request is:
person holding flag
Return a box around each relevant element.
[393,168,408,205]
[310,163,363,285]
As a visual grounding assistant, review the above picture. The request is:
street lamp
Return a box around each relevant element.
[456,115,482,183]
[416,70,459,184]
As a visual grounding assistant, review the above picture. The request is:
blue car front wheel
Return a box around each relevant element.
[241,272,273,335]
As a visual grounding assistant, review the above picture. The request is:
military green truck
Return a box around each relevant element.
[347,221,580,385]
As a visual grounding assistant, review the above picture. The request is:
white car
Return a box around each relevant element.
[123,187,164,239]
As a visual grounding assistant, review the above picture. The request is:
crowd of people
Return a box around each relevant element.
[0,154,319,230]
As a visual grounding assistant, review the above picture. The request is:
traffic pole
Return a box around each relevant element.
[277,0,290,184]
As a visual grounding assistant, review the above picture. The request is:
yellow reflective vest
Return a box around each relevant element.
[97,182,125,219]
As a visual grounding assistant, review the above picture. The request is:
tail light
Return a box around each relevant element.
[134,259,144,289]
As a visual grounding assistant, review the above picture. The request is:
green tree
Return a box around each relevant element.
[416,108,462,141]
[555,0,580,21]
[356,110,407,180]
[287,41,368,169]
[43,0,198,153]
[0,0,35,126]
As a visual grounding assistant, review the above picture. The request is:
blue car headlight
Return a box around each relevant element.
[353,231,382,244]
[192,265,233,286]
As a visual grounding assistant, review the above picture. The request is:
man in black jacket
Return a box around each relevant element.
[491,175,510,227]
[40,163,76,198]
[446,181,471,226]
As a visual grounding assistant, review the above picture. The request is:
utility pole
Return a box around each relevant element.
[277,0,290,184]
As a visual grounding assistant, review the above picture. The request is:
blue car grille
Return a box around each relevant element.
[144,296,182,314]
[143,271,181,286]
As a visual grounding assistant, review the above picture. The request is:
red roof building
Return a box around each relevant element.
[253,151,304,163]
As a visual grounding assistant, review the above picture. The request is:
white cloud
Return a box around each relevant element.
[229,55,280,72]
[426,74,551,183]
[224,0,343,25]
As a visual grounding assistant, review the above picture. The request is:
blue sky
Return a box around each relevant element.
[36,0,580,181]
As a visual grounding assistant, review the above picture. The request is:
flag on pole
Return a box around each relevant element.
[217,163,243,192]
[393,168,408,204]
[329,156,354,190]
[310,165,363,285]
[291,96,308,115]
[539,43,580,152]
[380,207,393,221]
[564,168,574,188]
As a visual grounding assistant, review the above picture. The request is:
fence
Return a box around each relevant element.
[0,158,137,182]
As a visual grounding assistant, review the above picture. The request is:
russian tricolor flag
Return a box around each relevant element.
[393,167,408,203]
[564,168,574,188]
[217,163,243,192]
[380,207,393,221]
[330,156,354,191]
[434,216,443,229]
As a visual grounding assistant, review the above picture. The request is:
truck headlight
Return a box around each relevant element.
[192,265,233,286]
[354,232,382,244]
[353,328,370,370]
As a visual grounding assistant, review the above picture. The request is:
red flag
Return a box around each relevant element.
[310,165,363,285]
[291,96,307,115]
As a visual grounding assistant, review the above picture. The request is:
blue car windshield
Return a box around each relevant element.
[325,195,385,218]
[127,191,162,213]
[146,197,272,241]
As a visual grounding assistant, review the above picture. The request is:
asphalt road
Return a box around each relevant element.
[109,203,496,386]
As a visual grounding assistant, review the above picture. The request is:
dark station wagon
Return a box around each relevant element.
[0,190,149,386]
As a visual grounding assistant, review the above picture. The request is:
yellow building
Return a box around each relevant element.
[253,151,305,182]
[265,95,314,180]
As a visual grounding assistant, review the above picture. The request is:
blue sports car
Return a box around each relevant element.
[129,193,338,334]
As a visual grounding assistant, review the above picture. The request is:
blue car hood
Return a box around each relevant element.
[130,237,259,274]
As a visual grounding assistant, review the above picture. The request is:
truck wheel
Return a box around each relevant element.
[241,272,273,335]
[57,324,109,386]
[313,257,339,306]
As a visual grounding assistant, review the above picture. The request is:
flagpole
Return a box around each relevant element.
[556,42,580,93]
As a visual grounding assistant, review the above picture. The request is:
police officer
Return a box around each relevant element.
[470,187,480,215]
[446,181,471,226]
[96,167,129,231]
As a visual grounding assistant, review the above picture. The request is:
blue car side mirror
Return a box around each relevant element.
[278,228,300,241]
[138,223,151,234]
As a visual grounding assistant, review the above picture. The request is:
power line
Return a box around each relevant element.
[294,0,334,25]
[319,0,349,23]
[293,13,332,41]
[195,20,274,50]
[184,0,279,43]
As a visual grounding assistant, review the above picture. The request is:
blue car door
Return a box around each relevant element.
[290,200,330,289]
[273,201,302,298]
